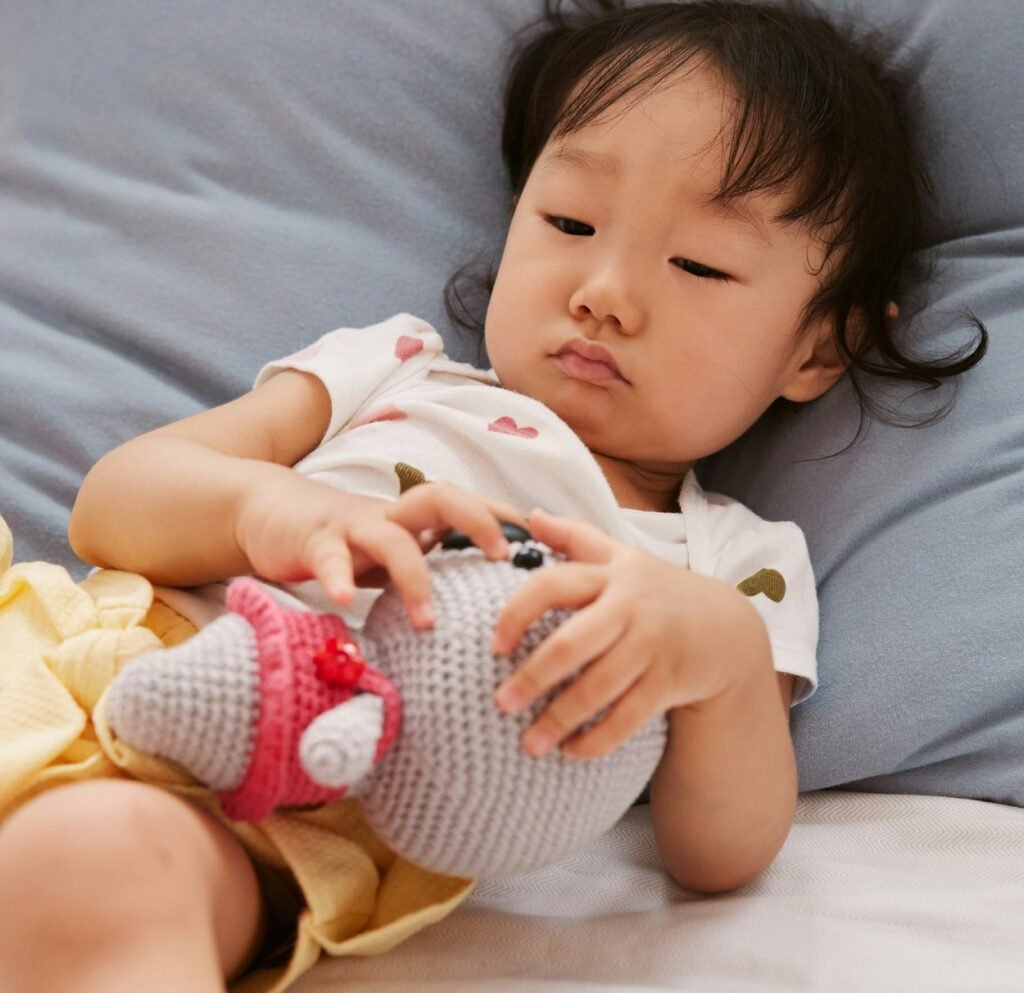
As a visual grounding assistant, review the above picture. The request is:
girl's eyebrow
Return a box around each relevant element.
[541,145,621,178]
[541,143,774,246]
[703,197,774,247]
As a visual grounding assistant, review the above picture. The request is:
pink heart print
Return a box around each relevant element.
[394,335,424,361]
[488,416,539,439]
[349,405,408,430]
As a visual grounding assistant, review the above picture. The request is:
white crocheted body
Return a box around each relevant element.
[356,546,668,878]
[105,613,261,790]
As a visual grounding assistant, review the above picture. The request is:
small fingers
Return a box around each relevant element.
[346,519,435,627]
[522,657,644,758]
[388,483,521,560]
[492,562,605,654]
[525,508,617,564]
[560,671,665,759]
[481,497,530,531]
[494,595,625,715]
[305,534,356,604]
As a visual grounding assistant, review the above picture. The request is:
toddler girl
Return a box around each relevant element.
[0,2,986,992]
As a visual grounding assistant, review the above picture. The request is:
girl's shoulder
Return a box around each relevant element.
[256,313,501,443]
[286,313,499,385]
[270,313,444,368]
[683,473,812,578]
[257,312,492,390]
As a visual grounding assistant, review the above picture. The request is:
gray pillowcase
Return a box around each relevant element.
[0,0,1019,804]
[699,0,1024,803]
[0,0,516,564]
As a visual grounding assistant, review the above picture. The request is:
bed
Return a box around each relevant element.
[1,0,1021,990]
[295,791,1024,991]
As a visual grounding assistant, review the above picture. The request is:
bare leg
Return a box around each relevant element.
[0,779,266,993]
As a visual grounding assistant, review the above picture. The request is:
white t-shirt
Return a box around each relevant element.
[235,313,820,703]
[243,313,819,700]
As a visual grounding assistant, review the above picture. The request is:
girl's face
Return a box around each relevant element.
[485,63,843,479]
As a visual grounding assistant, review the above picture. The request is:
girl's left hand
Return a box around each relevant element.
[492,508,747,759]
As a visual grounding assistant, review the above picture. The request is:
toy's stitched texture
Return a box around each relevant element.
[105,613,260,790]
[105,546,668,879]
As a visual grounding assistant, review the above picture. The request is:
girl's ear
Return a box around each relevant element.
[779,318,848,404]
[781,301,899,403]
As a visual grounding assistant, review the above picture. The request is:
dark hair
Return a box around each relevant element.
[444,0,987,437]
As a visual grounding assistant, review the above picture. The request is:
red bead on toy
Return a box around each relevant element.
[313,637,366,687]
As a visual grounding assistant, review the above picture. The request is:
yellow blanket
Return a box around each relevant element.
[0,514,472,992]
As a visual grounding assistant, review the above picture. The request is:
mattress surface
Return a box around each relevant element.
[293,790,1024,991]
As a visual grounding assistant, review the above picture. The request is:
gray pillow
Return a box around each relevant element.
[699,0,1024,803]
[0,0,517,564]
[0,0,1020,805]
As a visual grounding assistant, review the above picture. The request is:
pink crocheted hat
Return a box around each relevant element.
[218,578,400,821]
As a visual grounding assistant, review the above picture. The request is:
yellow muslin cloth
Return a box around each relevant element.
[0,514,472,992]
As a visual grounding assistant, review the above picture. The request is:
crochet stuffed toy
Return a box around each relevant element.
[105,525,668,878]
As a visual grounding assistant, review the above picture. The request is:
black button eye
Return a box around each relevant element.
[440,529,474,550]
[500,522,532,544]
[441,520,533,551]
[512,547,544,570]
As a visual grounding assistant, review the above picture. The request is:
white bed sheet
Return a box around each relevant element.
[293,790,1024,992]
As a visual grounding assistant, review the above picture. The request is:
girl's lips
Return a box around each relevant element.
[554,349,626,384]
[553,340,628,384]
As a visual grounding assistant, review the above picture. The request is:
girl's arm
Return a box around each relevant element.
[647,622,797,894]
[69,370,333,584]
[70,372,527,615]
[491,509,798,894]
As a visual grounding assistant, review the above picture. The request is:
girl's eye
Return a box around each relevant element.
[546,216,594,237]
[672,258,730,281]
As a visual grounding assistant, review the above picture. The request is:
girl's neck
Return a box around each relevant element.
[591,451,690,513]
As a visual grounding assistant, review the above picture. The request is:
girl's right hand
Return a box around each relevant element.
[234,475,526,627]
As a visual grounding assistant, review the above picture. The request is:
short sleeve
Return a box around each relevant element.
[686,476,818,705]
[253,313,445,444]
[712,519,819,704]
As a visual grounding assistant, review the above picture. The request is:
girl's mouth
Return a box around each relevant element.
[553,340,628,384]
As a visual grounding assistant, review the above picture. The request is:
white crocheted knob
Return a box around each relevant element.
[299,694,385,789]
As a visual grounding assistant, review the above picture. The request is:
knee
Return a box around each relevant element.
[0,780,220,935]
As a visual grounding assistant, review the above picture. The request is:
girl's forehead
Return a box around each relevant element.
[551,66,737,158]
[556,57,733,135]
[537,64,809,232]
[538,79,744,189]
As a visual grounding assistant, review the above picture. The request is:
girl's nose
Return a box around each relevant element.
[568,263,644,335]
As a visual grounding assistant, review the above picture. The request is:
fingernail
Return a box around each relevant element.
[492,538,510,559]
[495,685,526,714]
[330,583,353,602]
[524,729,557,757]
[415,603,435,626]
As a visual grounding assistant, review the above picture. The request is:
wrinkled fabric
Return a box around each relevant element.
[0,515,472,992]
